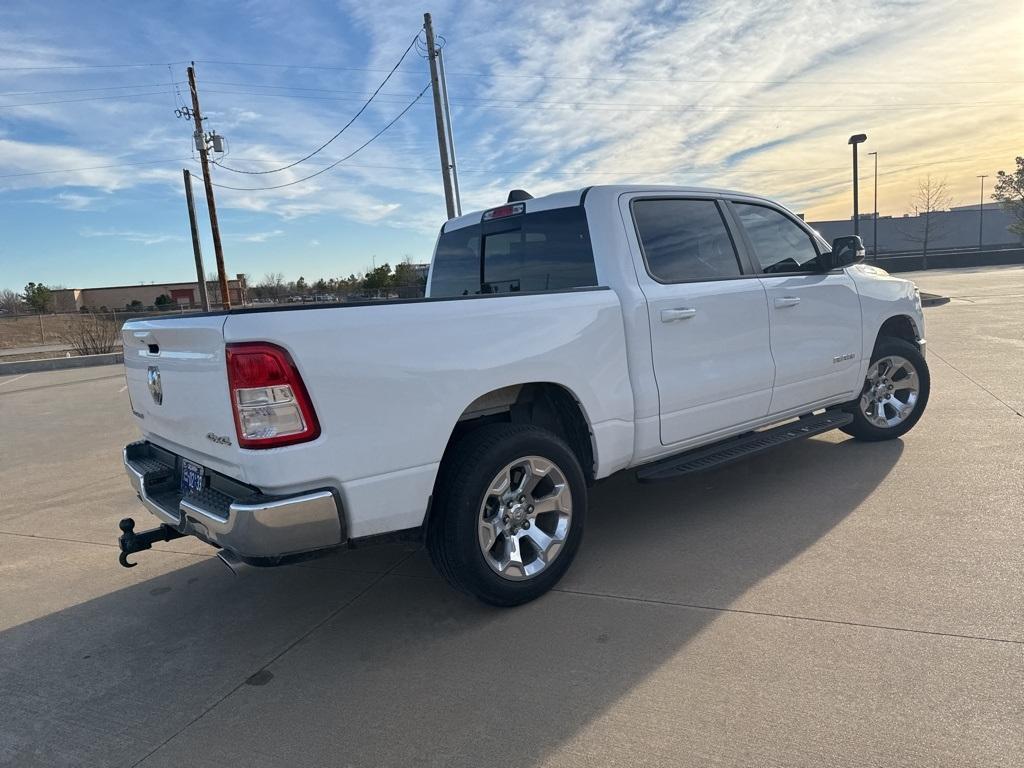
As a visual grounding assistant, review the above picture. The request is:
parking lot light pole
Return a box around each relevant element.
[848,134,868,236]
[868,151,878,260]
[977,175,988,250]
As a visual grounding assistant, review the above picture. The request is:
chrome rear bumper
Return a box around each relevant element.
[123,441,343,560]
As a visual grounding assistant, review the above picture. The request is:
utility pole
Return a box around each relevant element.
[182,169,211,311]
[187,63,231,309]
[977,175,988,250]
[423,13,456,220]
[437,47,462,216]
[868,151,878,260]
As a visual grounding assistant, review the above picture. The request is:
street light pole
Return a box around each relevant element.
[977,175,988,250]
[848,134,867,236]
[868,151,878,260]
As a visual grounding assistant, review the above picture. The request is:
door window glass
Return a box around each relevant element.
[734,203,821,274]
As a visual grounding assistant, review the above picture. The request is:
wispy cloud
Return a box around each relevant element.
[228,228,284,242]
[79,227,183,245]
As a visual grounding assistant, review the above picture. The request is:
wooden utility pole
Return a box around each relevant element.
[182,169,211,311]
[423,13,455,220]
[187,64,231,309]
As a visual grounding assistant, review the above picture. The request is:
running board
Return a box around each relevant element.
[635,409,853,483]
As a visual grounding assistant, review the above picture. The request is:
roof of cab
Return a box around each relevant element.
[441,184,777,232]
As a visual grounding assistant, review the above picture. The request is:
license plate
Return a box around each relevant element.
[181,459,206,495]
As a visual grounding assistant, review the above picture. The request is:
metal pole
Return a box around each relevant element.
[182,169,211,311]
[187,64,231,309]
[868,151,878,260]
[423,13,456,220]
[437,48,462,216]
[852,143,860,237]
[977,175,987,250]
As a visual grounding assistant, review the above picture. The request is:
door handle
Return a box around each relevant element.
[660,308,697,322]
[774,296,801,308]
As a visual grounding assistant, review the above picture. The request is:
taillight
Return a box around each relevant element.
[225,342,320,448]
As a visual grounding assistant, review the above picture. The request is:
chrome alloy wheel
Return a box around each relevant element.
[859,355,921,429]
[477,455,573,581]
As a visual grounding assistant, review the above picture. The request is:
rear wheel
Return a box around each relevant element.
[427,424,586,606]
[841,337,929,441]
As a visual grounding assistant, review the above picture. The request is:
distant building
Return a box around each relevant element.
[808,203,1020,253]
[52,274,248,312]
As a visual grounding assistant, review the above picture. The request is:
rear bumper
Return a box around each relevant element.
[123,441,344,560]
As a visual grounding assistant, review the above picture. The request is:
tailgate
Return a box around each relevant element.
[122,314,242,476]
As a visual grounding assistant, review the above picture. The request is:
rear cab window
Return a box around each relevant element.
[429,206,597,297]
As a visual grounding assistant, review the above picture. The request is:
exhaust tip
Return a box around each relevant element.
[216,549,248,575]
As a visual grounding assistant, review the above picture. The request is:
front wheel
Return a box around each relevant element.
[427,424,586,606]
[841,337,930,441]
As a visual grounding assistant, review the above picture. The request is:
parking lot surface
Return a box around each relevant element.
[2,266,1022,767]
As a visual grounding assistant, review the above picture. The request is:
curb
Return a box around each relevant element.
[920,292,950,307]
[0,352,124,376]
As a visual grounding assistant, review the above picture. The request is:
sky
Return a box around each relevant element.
[0,0,1021,291]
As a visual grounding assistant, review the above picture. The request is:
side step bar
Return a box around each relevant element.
[636,409,853,483]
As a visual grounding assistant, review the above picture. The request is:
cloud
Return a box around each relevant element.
[79,227,183,246]
[228,229,284,243]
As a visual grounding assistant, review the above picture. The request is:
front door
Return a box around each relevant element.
[628,196,776,446]
[729,201,863,414]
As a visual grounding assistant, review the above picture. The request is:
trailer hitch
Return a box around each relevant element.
[118,517,186,568]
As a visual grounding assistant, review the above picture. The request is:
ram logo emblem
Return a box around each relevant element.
[147,366,163,405]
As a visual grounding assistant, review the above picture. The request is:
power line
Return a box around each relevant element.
[190,87,1024,113]
[212,30,422,175]
[0,81,186,97]
[209,83,430,191]
[193,60,1024,86]
[0,90,177,108]
[0,157,192,179]
[0,61,188,71]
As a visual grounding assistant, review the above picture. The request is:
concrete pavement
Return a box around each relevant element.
[1,265,1021,767]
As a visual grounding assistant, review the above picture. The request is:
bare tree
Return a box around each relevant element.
[0,288,21,318]
[56,312,121,355]
[897,175,953,269]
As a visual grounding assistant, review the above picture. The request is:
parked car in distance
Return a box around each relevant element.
[119,185,929,605]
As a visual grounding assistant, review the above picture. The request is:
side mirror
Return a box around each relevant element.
[825,235,865,270]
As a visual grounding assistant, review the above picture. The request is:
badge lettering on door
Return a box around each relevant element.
[832,353,856,364]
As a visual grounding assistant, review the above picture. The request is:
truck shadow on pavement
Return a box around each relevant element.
[1,436,903,768]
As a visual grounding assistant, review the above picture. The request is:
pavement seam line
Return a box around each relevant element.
[928,348,1023,417]
[551,586,1024,646]
[0,372,124,397]
[127,547,420,768]
[0,528,211,558]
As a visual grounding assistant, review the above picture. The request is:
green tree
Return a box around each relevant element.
[23,282,52,313]
[154,294,174,310]
[993,155,1024,237]
[295,276,308,295]
[362,263,393,294]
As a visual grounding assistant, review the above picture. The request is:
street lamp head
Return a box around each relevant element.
[848,133,868,145]
[868,151,878,157]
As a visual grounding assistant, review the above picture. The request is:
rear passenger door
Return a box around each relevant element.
[628,197,775,446]
[728,201,862,415]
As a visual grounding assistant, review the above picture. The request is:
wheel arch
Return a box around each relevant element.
[439,381,596,486]
[874,314,922,350]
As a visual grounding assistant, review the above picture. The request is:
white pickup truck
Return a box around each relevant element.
[119,185,929,605]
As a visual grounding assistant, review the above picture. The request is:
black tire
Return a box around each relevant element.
[427,423,587,606]
[840,337,930,441]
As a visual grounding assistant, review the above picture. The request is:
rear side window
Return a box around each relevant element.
[430,225,481,297]
[430,207,596,297]
[632,199,742,282]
